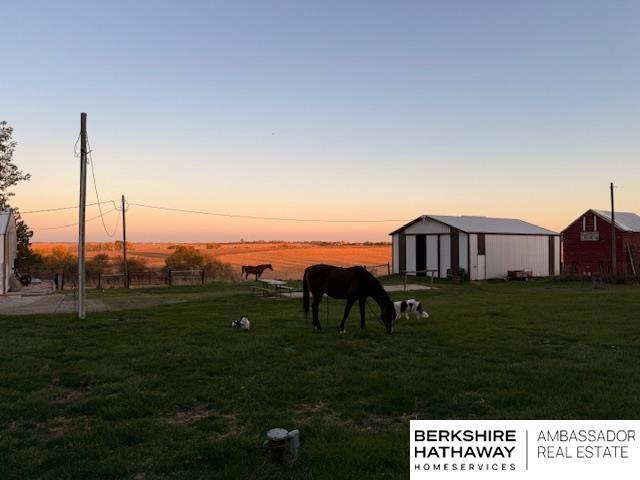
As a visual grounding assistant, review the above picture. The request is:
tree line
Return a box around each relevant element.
[27,244,238,282]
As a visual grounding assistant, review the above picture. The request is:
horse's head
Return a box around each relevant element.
[267,264,273,271]
[381,302,395,334]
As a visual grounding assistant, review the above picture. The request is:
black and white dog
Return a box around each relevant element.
[393,299,429,321]
[231,315,251,330]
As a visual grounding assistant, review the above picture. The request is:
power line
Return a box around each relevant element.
[127,202,409,223]
[86,133,119,237]
[23,201,409,225]
[22,201,116,214]
[31,208,117,231]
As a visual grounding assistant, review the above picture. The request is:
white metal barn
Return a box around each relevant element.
[0,210,18,294]
[390,215,560,280]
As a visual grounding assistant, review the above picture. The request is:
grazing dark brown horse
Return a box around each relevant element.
[302,264,395,334]
[241,264,273,280]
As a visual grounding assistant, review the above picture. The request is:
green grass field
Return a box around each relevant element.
[1,279,639,479]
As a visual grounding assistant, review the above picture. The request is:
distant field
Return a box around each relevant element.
[32,242,392,279]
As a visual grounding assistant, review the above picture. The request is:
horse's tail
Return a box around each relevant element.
[241,266,246,275]
[303,269,310,318]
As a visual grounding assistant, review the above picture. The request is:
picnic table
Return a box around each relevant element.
[250,279,294,297]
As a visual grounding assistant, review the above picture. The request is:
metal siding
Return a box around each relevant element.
[554,236,561,275]
[459,232,469,272]
[485,235,550,279]
[404,218,451,235]
[426,235,438,271]
[406,235,416,273]
[392,234,399,274]
[469,234,478,280]
[439,234,451,278]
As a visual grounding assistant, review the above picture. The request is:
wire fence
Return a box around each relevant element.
[363,262,391,277]
[53,268,209,290]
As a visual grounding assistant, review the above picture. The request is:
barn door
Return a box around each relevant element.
[426,235,438,273]
[399,234,406,273]
[477,255,486,280]
[416,235,426,276]
[477,233,486,280]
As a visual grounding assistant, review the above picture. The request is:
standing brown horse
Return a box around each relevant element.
[241,264,273,280]
[303,264,395,334]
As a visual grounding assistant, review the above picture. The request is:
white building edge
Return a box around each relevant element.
[0,210,18,294]
[390,215,560,280]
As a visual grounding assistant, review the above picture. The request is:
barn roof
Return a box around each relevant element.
[593,210,640,232]
[390,214,557,235]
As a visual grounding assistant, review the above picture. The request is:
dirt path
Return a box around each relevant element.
[0,294,107,316]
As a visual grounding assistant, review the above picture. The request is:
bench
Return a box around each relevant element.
[446,268,467,282]
[275,285,294,297]
[249,286,272,296]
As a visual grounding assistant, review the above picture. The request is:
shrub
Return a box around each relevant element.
[15,250,45,273]
[165,246,204,270]
[203,255,238,281]
[87,254,110,275]
[112,255,149,272]
[46,246,78,276]
[114,240,134,251]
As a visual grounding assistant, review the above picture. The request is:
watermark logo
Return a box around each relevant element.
[411,420,640,479]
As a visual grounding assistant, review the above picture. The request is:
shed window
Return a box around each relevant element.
[593,215,597,231]
[582,216,586,231]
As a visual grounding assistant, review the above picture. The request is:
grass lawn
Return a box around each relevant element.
[1,279,639,479]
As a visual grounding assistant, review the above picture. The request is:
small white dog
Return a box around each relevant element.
[393,299,429,320]
[231,315,251,330]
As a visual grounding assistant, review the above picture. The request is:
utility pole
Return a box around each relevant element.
[611,182,617,279]
[122,194,128,287]
[78,113,87,319]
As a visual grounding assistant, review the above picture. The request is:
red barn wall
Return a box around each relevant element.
[562,211,637,277]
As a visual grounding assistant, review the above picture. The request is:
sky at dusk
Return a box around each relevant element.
[2,0,640,242]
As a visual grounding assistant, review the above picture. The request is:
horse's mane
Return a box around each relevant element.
[357,267,392,307]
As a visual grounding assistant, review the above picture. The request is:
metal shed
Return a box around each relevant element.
[390,215,560,280]
[0,210,18,294]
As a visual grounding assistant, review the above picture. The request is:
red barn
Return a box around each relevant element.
[561,209,640,278]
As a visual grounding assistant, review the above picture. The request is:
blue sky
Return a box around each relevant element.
[3,0,639,241]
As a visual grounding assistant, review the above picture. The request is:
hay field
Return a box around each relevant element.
[32,242,391,279]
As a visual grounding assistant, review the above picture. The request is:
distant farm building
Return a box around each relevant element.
[0,210,17,294]
[390,215,560,280]
[561,209,640,278]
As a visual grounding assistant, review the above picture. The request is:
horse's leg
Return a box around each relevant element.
[312,297,322,330]
[339,297,356,333]
[359,297,366,330]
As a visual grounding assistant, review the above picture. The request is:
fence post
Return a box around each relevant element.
[97,273,101,289]
[168,269,172,286]
[387,262,391,276]
[127,271,131,289]
[201,269,205,285]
